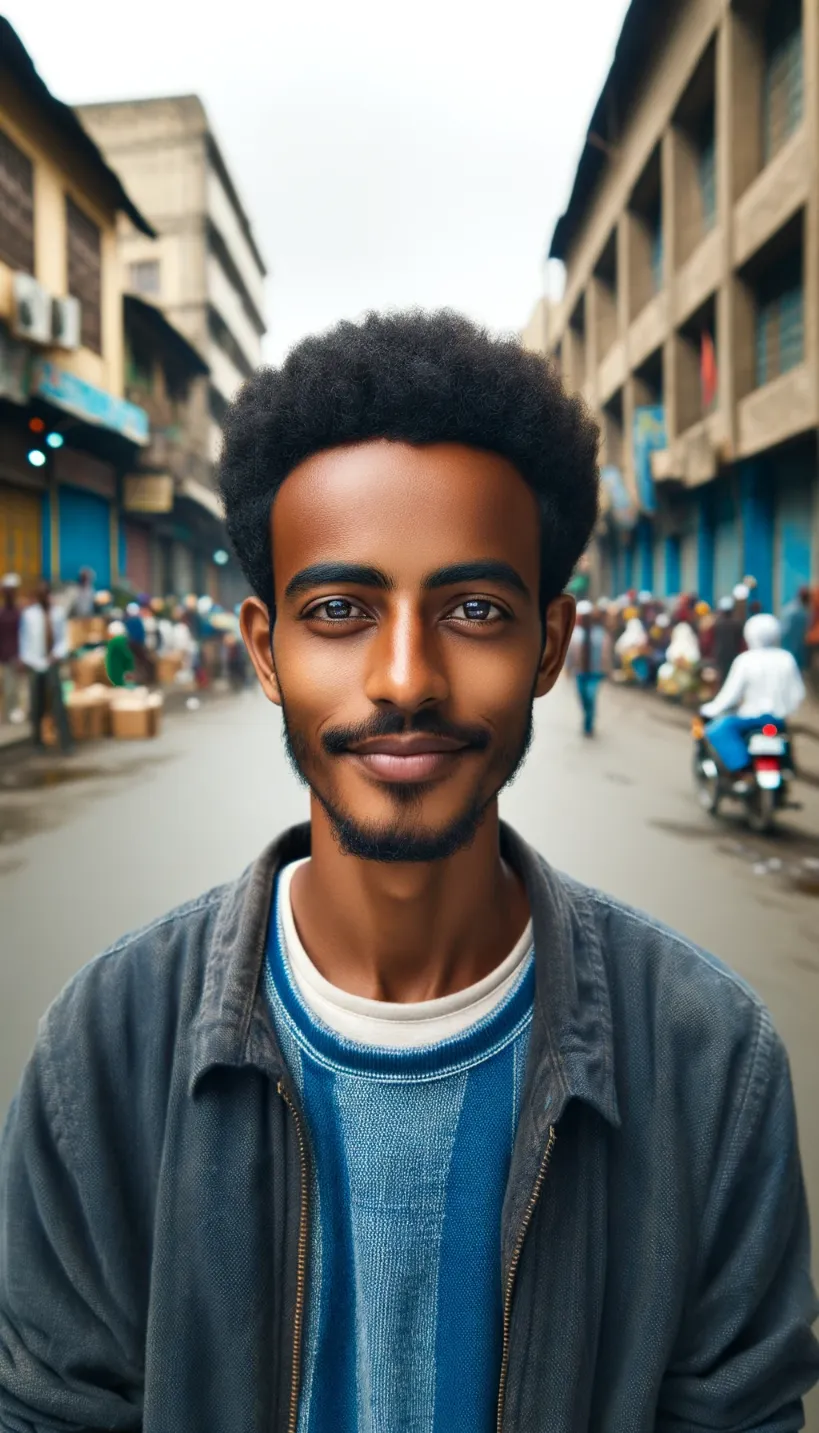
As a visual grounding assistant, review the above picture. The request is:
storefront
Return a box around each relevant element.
[124,521,153,595]
[773,442,815,609]
[0,416,48,591]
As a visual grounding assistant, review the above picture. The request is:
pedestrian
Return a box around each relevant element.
[0,573,25,725]
[124,601,155,686]
[712,595,745,683]
[1,311,816,1432]
[701,613,806,772]
[18,580,72,753]
[104,620,136,688]
[566,599,610,735]
[780,586,811,671]
[70,566,96,619]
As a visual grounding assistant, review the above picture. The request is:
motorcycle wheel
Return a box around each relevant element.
[747,787,776,835]
[693,754,721,816]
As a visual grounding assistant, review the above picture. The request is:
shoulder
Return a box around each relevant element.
[557,874,778,1115]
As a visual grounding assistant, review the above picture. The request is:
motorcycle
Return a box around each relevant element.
[691,716,798,834]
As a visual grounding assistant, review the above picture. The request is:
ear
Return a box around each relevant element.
[534,593,576,698]
[240,596,282,706]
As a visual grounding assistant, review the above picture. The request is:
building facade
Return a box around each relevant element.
[0,19,153,594]
[76,96,267,478]
[544,0,818,612]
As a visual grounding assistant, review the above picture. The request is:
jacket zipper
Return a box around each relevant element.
[496,1124,557,1433]
[278,1081,309,1433]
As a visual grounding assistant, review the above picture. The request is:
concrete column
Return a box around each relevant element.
[802,0,819,381]
[585,280,600,410]
[716,11,738,456]
[617,213,632,342]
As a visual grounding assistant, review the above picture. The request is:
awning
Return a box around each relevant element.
[33,359,149,446]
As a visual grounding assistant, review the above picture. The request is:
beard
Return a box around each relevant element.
[279,695,536,864]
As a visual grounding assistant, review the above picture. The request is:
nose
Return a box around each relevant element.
[362,602,450,712]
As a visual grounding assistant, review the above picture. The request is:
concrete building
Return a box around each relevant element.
[545,0,817,611]
[77,96,267,478]
[0,18,154,593]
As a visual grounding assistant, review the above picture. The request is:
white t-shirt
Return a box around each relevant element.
[702,647,806,720]
[277,857,534,1048]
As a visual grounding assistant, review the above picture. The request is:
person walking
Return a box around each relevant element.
[18,580,72,753]
[712,595,745,683]
[780,586,811,671]
[566,598,610,735]
[0,573,24,725]
[1,311,816,1432]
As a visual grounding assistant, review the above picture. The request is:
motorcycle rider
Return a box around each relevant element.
[701,612,806,772]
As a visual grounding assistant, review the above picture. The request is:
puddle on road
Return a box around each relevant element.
[649,817,819,899]
[604,771,635,787]
[650,818,711,841]
[0,753,172,847]
[0,764,108,792]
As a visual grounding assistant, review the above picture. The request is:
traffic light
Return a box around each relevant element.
[26,416,64,467]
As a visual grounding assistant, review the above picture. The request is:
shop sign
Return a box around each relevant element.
[633,405,667,515]
[124,473,175,513]
[32,360,150,446]
[600,464,637,529]
[0,324,32,404]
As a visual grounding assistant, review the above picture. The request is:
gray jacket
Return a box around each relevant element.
[1,822,817,1432]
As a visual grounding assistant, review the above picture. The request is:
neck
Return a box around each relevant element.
[289,798,530,1003]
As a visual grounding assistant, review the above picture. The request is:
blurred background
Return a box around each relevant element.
[1,0,818,1419]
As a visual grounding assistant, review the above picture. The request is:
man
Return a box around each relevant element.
[565,599,610,735]
[18,579,72,753]
[0,572,24,724]
[713,594,745,684]
[781,586,812,671]
[0,312,816,1433]
[70,566,97,619]
[702,612,806,772]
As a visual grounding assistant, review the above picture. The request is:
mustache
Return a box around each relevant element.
[321,709,491,756]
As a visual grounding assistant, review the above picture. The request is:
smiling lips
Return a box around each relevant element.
[346,734,471,784]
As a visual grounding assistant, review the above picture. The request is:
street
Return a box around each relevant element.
[2,678,819,1421]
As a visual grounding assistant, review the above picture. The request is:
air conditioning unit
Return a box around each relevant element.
[12,273,51,345]
[51,295,81,350]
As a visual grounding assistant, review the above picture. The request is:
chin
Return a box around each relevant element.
[318,787,493,864]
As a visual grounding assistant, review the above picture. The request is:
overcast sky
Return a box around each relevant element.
[7,0,629,363]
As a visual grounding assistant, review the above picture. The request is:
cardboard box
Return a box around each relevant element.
[110,691,163,741]
[67,687,112,741]
[71,650,108,689]
[68,617,106,652]
[156,651,183,686]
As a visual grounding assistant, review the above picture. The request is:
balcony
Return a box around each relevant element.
[733,126,807,269]
[737,363,816,457]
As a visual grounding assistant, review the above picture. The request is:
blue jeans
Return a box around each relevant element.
[705,713,780,773]
[576,673,604,734]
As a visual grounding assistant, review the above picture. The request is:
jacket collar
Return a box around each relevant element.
[190,821,620,1133]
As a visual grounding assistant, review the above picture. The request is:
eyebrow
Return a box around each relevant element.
[283,559,530,601]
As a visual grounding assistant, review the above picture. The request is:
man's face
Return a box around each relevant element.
[243,441,574,862]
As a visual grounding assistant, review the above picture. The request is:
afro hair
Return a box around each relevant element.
[218,309,600,614]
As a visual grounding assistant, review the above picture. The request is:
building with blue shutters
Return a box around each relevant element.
[534,0,817,611]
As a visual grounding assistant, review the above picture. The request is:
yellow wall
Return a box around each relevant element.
[0,73,125,397]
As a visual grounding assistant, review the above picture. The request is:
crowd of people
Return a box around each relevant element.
[565,576,818,739]
[0,567,250,754]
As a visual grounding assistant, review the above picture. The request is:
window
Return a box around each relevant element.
[129,259,160,296]
[763,0,803,162]
[651,225,664,294]
[66,196,102,353]
[0,127,34,272]
[755,251,804,386]
[698,132,716,233]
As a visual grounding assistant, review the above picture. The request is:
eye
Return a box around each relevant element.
[447,598,507,623]
[304,597,371,623]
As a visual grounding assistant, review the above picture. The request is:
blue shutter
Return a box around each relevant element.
[58,485,111,589]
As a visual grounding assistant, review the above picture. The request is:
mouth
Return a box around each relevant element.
[345,735,472,785]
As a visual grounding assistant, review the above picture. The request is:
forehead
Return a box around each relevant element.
[270,440,540,587]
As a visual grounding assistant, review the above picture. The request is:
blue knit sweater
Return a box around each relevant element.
[265,872,535,1433]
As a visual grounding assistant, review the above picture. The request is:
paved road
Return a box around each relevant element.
[2,678,819,1420]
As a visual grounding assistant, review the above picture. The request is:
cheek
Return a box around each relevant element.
[275,629,364,713]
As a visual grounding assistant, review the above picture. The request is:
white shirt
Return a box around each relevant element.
[18,603,69,673]
[702,647,806,720]
[278,857,534,1048]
